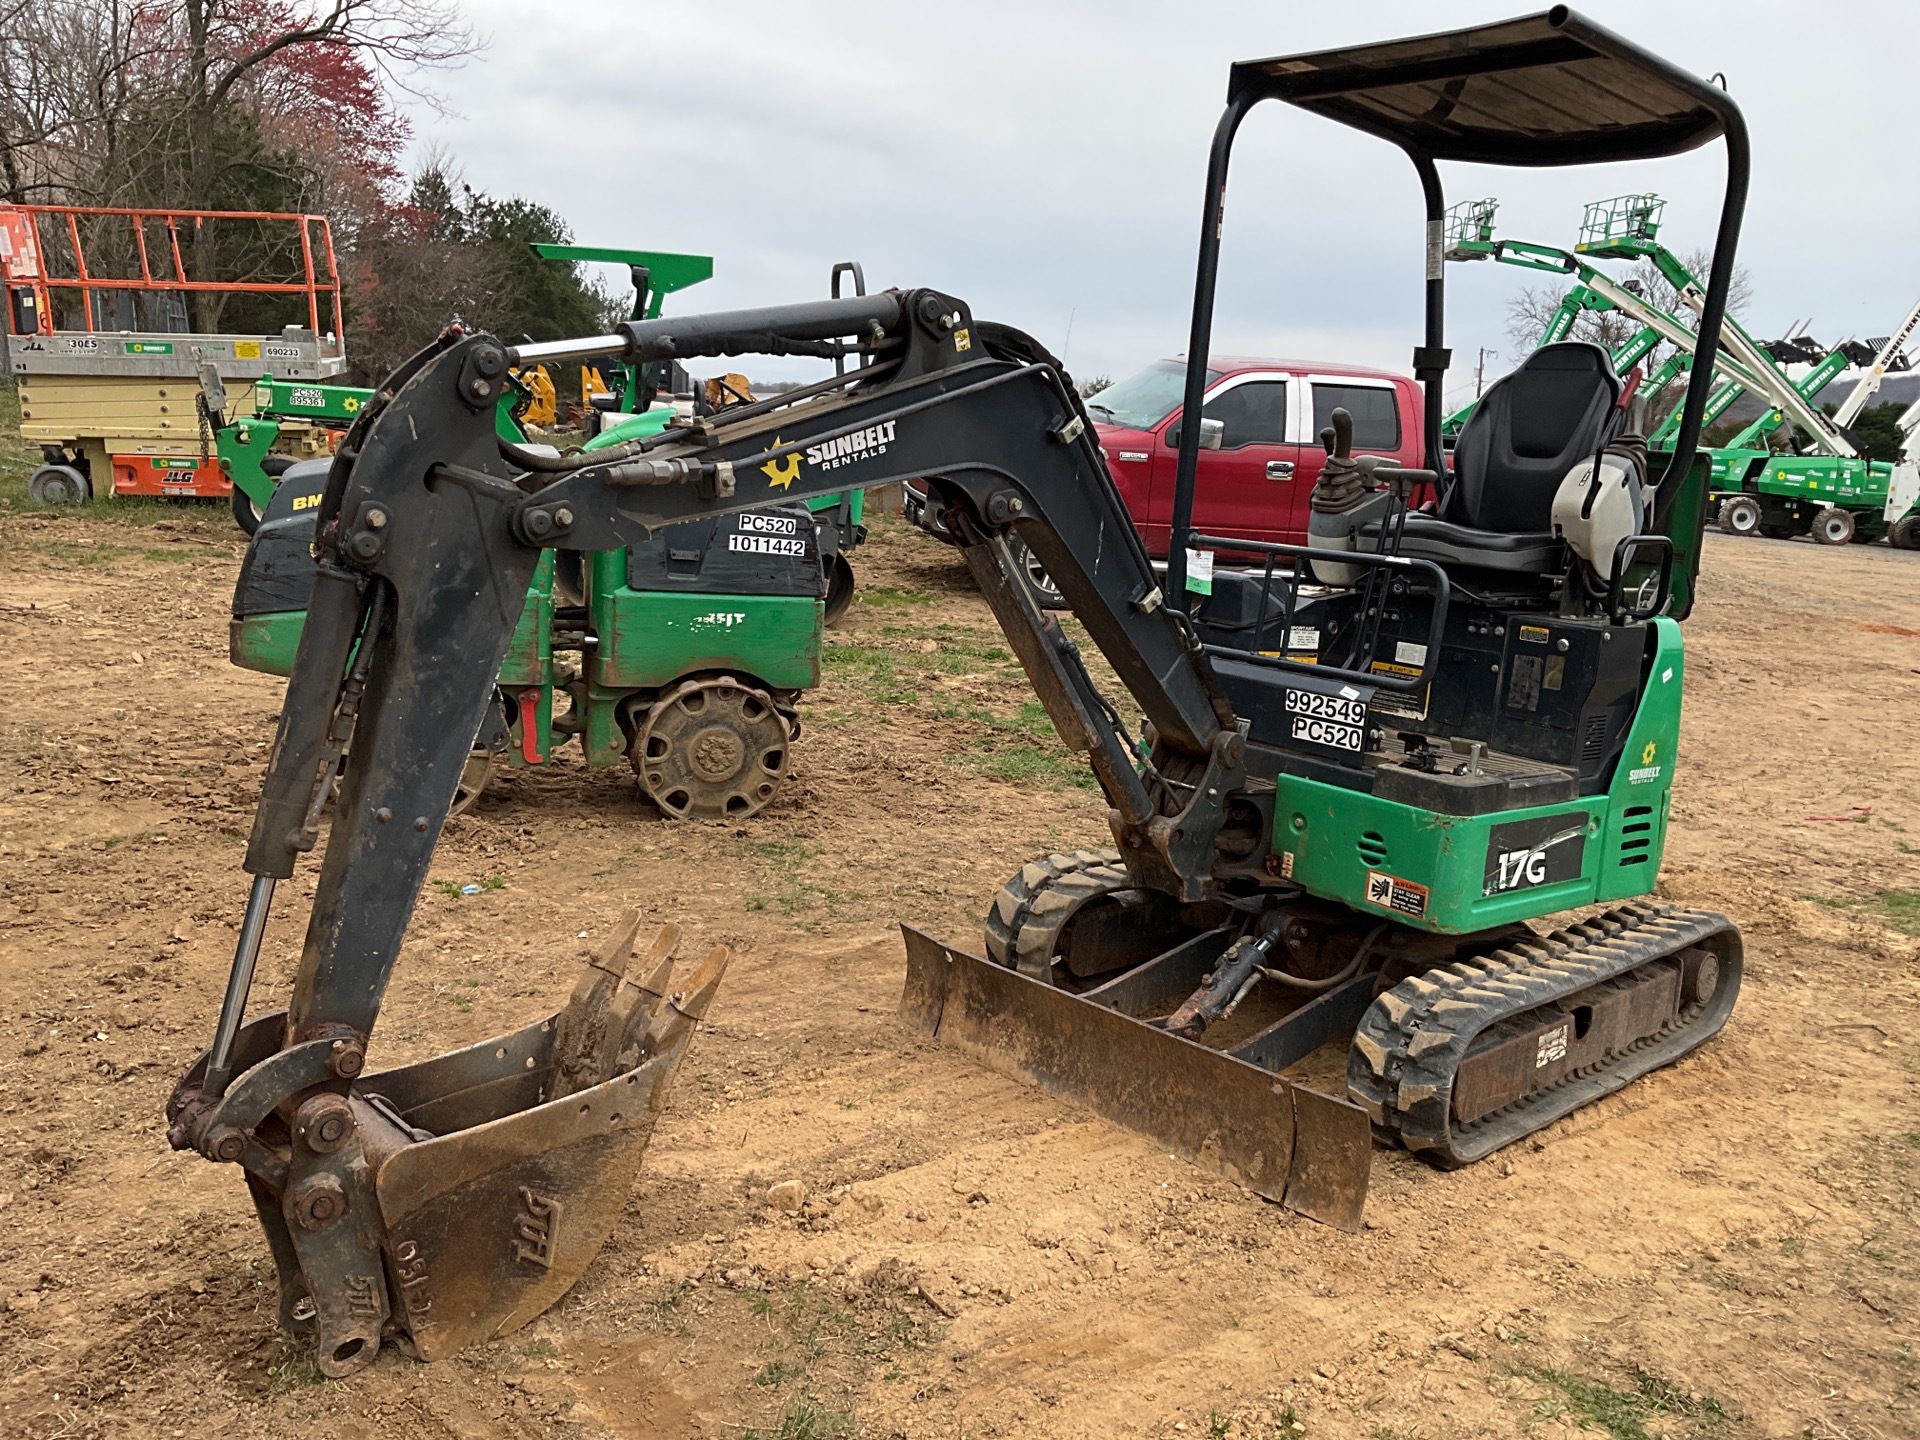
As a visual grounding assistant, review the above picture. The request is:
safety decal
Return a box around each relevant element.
[1364,870,1428,919]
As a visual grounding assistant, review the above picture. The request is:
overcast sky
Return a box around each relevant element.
[403,1,1913,407]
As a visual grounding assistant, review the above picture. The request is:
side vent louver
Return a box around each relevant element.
[1617,803,1654,866]
[1580,713,1610,767]
[1358,831,1389,867]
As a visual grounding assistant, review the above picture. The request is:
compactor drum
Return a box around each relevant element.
[173,8,1749,1374]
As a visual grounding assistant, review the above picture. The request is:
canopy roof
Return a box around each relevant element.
[1231,7,1734,166]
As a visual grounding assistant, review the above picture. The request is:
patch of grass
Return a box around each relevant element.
[1523,1365,1726,1440]
[1806,887,1920,936]
[943,698,1093,791]
[265,1355,328,1390]
[740,1398,852,1440]
[931,638,1011,675]
[519,1338,556,1359]
[960,743,1096,791]
[821,641,917,706]
[432,873,507,897]
[12,538,205,567]
[646,1281,694,1335]
[1876,889,1920,935]
[1778,1236,1806,1258]
[855,584,934,610]
[751,838,822,865]
[753,1359,805,1387]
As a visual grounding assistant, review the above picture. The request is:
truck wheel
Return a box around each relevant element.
[26,463,90,506]
[1890,515,1920,551]
[450,748,498,815]
[1717,495,1761,536]
[824,553,856,626]
[1008,535,1067,609]
[1812,507,1855,546]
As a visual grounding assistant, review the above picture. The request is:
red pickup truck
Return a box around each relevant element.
[1086,355,1425,553]
[905,355,1424,560]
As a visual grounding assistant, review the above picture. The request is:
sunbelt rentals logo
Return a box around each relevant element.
[761,438,799,490]
[762,420,900,491]
[808,420,896,470]
[1628,740,1662,785]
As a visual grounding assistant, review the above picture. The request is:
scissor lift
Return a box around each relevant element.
[1,204,347,503]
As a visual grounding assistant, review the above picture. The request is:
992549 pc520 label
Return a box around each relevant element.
[1283,686,1367,751]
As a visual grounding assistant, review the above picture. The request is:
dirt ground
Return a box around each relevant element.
[0,510,1913,1440]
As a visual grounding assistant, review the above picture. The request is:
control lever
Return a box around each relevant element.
[1320,406,1353,458]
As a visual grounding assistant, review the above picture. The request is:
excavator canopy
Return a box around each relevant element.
[1231,6,1736,167]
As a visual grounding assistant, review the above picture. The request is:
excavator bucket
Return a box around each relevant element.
[169,916,726,1373]
[900,926,1372,1230]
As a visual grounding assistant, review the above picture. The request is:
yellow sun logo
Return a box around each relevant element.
[761,439,799,490]
[1641,741,1657,765]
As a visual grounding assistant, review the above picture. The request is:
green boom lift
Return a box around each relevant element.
[1445,195,1920,548]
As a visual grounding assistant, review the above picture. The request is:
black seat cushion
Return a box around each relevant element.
[1374,514,1564,573]
[1445,342,1620,534]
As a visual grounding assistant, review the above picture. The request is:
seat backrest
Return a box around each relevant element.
[1445,341,1621,534]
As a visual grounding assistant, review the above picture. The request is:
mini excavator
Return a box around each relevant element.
[169,8,1747,1376]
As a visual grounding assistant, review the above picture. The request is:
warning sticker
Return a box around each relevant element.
[1536,1023,1570,1068]
[1364,870,1429,919]
[1368,659,1430,721]
[1518,624,1550,645]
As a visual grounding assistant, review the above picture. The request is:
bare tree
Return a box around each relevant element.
[0,1,158,204]
[172,1,479,212]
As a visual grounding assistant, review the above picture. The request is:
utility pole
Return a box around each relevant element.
[1474,346,1489,398]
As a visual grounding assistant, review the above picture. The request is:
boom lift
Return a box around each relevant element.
[1446,196,1920,545]
[167,10,1748,1376]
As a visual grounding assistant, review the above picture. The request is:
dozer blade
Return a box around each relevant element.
[900,924,1370,1230]
[174,915,727,1372]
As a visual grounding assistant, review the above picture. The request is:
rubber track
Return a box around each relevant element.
[1346,902,1742,1168]
[984,849,1131,981]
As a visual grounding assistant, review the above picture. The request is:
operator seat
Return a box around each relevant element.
[1389,341,1623,573]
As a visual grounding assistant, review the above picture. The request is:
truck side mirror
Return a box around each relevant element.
[1199,417,1225,450]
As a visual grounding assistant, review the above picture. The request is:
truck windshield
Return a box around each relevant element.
[1084,359,1221,431]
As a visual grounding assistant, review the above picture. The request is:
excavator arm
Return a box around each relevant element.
[168,290,1252,1374]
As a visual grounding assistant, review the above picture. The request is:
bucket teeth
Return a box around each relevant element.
[551,915,681,1099]
[616,944,729,1072]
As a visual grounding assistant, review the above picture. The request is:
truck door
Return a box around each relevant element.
[1296,378,1413,538]
[1155,373,1299,547]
